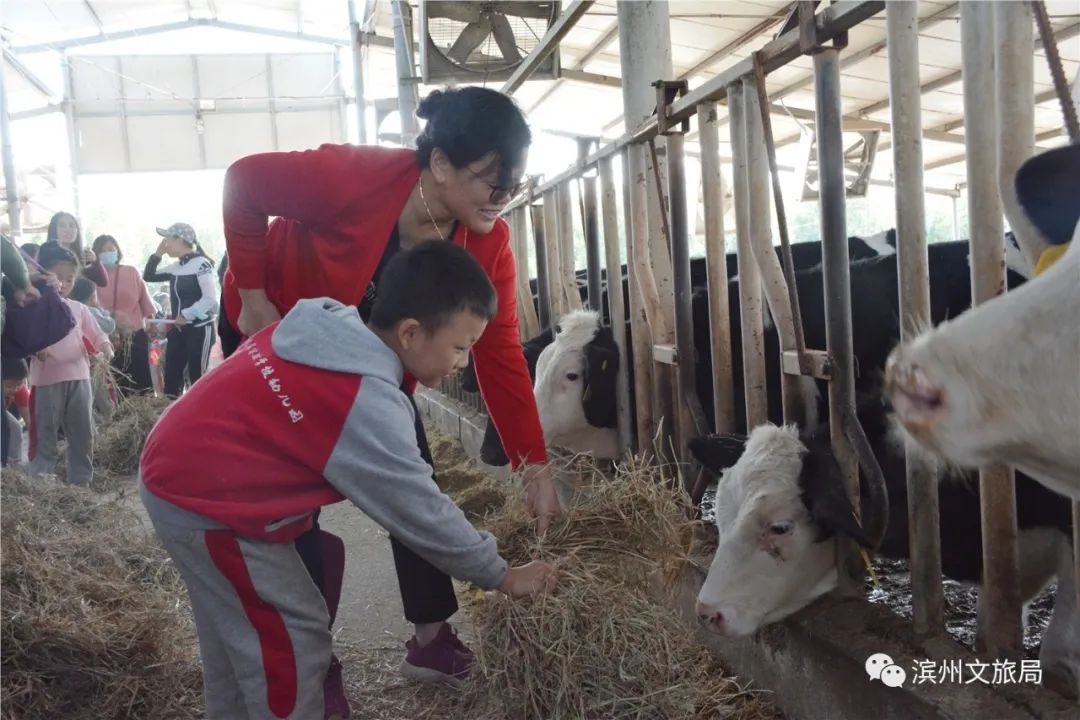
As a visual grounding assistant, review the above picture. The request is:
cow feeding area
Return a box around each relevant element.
[415,428,780,720]
[0,468,202,719]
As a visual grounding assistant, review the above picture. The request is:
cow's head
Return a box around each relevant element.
[691,425,877,636]
[533,310,620,459]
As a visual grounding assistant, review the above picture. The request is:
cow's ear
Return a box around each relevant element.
[798,440,877,549]
[1014,143,1080,247]
[689,434,748,476]
[581,327,620,429]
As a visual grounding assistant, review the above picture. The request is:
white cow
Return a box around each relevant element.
[886,144,1080,500]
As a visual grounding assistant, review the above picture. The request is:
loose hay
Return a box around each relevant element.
[92,394,172,487]
[453,454,778,720]
[0,469,202,719]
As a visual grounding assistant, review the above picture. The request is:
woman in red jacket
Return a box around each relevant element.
[220,86,559,711]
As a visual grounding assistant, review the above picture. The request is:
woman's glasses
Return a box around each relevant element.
[466,167,524,203]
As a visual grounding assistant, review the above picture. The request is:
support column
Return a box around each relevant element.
[887,0,944,638]
[962,0,1022,663]
[1,50,21,236]
[391,0,419,146]
[347,0,369,143]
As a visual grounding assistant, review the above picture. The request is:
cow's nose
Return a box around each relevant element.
[885,350,944,427]
[695,602,726,632]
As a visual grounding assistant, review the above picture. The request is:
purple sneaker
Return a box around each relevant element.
[400,623,474,687]
[324,654,351,720]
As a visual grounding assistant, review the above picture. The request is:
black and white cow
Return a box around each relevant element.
[689,406,1078,696]
[472,231,1027,467]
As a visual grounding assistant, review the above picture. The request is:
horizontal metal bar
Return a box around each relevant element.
[782,349,832,380]
[11,18,346,53]
[502,0,595,94]
[652,343,679,366]
[561,68,621,87]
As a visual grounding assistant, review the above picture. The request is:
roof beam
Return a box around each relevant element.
[83,1,105,32]
[561,68,620,87]
[11,18,347,52]
[3,48,56,98]
[502,0,595,95]
[525,20,618,113]
[924,127,1065,172]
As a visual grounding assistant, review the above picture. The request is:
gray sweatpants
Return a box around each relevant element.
[147,510,332,719]
[29,380,93,486]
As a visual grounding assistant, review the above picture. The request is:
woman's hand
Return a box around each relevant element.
[237,288,282,337]
[173,313,189,327]
[154,239,169,257]
[497,560,557,598]
[523,464,562,537]
[82,249,97,265]
[13,285,40,306]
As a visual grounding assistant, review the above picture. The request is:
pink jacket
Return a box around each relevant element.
[30,298,114,386]
[99,264,155,333]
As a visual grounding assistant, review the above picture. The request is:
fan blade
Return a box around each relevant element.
[490,14,522,63]
[447,18,493,63]
[426,1,484,24]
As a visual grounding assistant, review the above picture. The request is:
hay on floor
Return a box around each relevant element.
[92,394,172,487]
[0,469,202,719]
[437,449,777,720]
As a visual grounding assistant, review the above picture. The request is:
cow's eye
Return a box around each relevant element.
[567,373,580,381]
[768,521,793,536]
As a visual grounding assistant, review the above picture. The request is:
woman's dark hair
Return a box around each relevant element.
[370,240,496,332]
[38,243,79,271]
[46,211,83,255]
[415,87,531,187]
[19,243,40,261]
[92,234,123,263]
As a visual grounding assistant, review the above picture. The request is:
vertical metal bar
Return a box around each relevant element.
[623,148,654,450]
[62,53,81,214]
[512,208,540,339]
[347,0,368,143]
[558,182,582,311]
[192,56,207,169]
[666,130,706,472]
[543,191,564,319]
[0,49,21,236]
[952,194,960,243]
[530,203,552,330]
[727,82,768,430]
[963,0,1022,661]
[697,101,735,434]
[887,0,944,638]
[266,55,279,150]
[813,48,861,595]
[391,0,419,146]
[628,143,668,451]
[599,155,632,454]
[581,169,603,312]
[743,76,804,427]
[996,1,1045,270]
[117,57,132,171]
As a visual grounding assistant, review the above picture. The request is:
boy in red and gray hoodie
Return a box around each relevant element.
[139,241,556,719]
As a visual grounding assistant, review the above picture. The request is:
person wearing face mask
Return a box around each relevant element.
[93,235,156,396]
[219,85,560,716]
[143,223,219,398]
[42,211,108,287]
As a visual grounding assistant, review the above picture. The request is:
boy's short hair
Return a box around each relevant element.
[369,240,497,332]
[2,357,28,382]
[70,277,97,304]
[38,243,79,271]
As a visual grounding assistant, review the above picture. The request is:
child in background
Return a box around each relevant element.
[140,242,556,716]
[3,359,30,467]
[28,245,113,486]
[70,276,118,423]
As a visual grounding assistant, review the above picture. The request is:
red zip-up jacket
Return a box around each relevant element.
[222,144,546,467]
